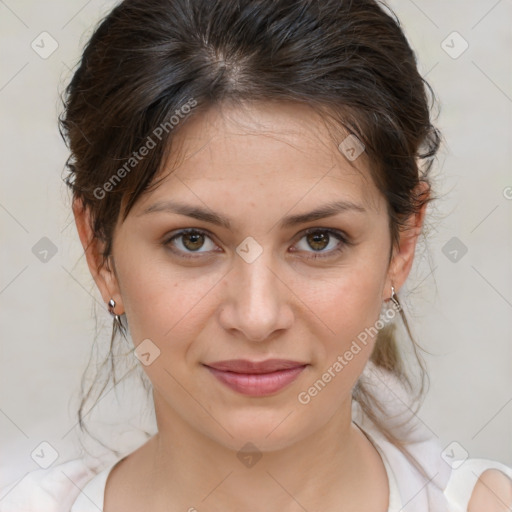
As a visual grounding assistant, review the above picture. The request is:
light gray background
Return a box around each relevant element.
[1,0,511,490]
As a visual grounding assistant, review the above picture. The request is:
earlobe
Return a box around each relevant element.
[72,197,124,314]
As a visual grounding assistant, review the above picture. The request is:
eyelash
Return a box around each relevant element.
[162,227,352,261]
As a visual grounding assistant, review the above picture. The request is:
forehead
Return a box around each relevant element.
[135,101,384,216]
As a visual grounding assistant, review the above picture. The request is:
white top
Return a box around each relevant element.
[1,423,511,511]
[1,362,511,511]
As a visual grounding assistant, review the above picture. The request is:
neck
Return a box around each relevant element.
[128,391,388,511]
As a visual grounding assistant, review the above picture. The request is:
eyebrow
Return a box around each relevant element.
[138,199,367,229]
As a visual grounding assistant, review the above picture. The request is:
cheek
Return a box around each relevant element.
[119,253,221,348]
[296,263,385,348]
[119,267,222,399]
[294,271,385,411]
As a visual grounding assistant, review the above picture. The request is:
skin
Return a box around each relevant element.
[468,469,512,511]
[74,100,428,511]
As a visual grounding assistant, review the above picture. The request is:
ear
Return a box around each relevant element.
[384,181,429,299]
[72,197,124,315]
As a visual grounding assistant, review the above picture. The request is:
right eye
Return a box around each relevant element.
[163,228,220,259]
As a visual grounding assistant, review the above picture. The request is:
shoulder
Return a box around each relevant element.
[467,468,512,512]
[444,457,512,512]
[0,458,99,512]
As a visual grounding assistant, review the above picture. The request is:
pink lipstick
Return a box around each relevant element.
[203,359,307,397]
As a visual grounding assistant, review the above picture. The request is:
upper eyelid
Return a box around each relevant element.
[166,227,218,245]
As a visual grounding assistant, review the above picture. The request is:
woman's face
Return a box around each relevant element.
[81,101,420,452]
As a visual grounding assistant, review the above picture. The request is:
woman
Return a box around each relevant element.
[1,0,511,510]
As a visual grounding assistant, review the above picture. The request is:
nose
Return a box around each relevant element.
[218,250,294,342]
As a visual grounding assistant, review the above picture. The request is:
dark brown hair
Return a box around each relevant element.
[60,0,442,481]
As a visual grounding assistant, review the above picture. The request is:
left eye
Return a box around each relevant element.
[292,228,348,258]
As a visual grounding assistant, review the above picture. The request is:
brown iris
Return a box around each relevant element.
[307,231,329,251]
[182,232,205,251]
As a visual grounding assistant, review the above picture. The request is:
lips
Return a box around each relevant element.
[203,359,308,396]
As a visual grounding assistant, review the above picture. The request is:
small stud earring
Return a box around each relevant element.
[108,298,124,330]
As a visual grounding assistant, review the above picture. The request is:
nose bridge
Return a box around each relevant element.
[240,249,276,303]
[224,244,291,341]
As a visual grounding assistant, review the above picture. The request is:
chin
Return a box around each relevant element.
[205,412,310,453]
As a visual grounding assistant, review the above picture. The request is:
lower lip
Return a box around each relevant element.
[205,365,307,396]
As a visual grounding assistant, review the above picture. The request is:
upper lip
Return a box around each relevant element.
[204,359,307,374]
